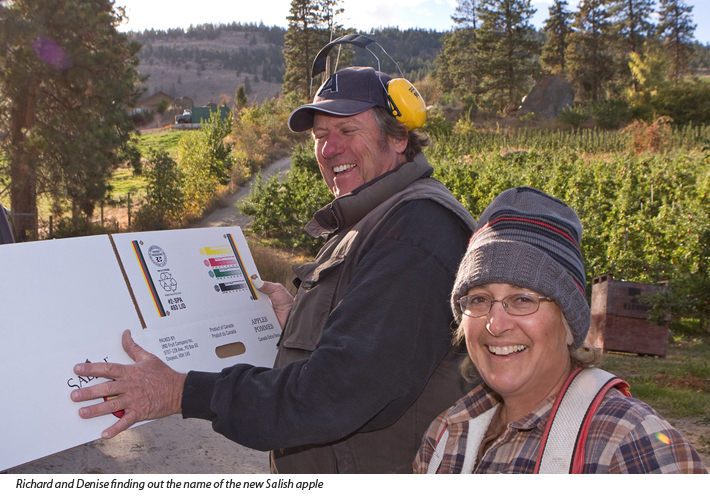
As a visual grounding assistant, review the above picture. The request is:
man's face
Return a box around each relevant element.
[312,110,407,198]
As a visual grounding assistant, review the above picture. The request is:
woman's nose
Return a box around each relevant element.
[487,301,513,335]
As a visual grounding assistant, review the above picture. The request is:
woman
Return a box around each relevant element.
[414,187,707,474]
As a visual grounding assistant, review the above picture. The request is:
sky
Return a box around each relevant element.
[115,0,710,44]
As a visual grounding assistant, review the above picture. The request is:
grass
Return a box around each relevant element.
[601,339,710,419]
[246,235,310,296]
[109,166,147,202]
[134,129,187,158]
[1,130,185,220]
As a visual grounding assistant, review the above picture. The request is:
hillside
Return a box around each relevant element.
[129,24,444,114]
[132,27,285,109]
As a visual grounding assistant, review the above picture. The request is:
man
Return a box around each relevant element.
[72,66,477,473]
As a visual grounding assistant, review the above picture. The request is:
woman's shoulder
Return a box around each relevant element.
[583,388,707,473]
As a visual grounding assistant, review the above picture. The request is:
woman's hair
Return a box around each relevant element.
[371,106,431,162]
[453,310,603,384]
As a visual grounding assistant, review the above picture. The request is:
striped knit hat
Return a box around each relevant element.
[451,187,590,348]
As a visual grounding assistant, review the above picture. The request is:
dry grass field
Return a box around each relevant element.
[135,31,283,112]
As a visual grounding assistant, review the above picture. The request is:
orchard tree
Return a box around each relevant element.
[0,0,142,241]
[657,0,696,83]
[474,0,541,113]
[541,0,573,75]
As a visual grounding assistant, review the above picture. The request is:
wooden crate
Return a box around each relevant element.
[587,274,668,357]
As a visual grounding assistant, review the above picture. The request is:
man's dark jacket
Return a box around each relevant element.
[182,153,477,473]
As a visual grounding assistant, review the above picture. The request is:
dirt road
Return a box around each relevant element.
[5,158,293,475]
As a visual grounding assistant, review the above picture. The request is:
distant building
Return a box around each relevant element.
[133,91,174,114]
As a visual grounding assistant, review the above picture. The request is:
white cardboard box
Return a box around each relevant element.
[0,227,280,471]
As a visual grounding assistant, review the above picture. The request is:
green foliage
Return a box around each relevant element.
[235,84,248,110]
[157,99,170,114]
[590,99,633,129]
[283,0,346,98]
[427,124,710,309]
[133,149,184,230]
[626,44,670,109]
[51,215,116,239]
[475,0,541,112]
[566,0,616,101]
[625,382,710,418]
[422,113,456,141]
[0,0,143,240]
[557,105,590,127]
[649,80,710,125]
[239,141,332,255]
[231,93,306,174]
[656,0,696,83]
[202,110,234,185]
[352,27,442,80]
[541,0,573,74]
[644,274,710,338]
[601,341,710,418]
[434,3,480,97]
[175,131,220,218]
[135,130,183,158]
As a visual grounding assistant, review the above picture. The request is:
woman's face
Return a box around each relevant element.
[462,283,572,412]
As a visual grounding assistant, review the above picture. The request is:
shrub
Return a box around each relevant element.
[557,105,590,128]
[51,216,115,239]
[461,93,478,120]
[626,117,674,153]
[230,93,307,174]
[650,80,710,125]
[133,149,184,230]
[176,132,221,219]
[590,100,632,129]
[239,141,332,255]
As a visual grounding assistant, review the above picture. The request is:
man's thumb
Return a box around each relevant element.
[122,329,149,362]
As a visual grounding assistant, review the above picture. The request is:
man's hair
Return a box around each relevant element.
[371,106,431,162]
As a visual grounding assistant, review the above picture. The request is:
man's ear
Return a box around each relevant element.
[393,135,408,155]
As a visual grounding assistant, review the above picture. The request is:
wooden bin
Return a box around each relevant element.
[587,274,668,357]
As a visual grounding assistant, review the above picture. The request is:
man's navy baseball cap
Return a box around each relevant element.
[288,67,391,132]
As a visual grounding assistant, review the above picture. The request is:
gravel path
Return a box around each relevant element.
[194,156,292,229]
[5,157,293,475]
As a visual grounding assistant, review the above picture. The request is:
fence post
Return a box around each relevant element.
[49,215,53,239]
[127,192,131,230]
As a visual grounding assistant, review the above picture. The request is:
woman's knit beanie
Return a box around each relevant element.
[451,187,590,348]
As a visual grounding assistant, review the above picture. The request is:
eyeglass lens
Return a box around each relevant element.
[460,294,543,317]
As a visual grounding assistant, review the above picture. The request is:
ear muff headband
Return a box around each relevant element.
[311,34,426,131]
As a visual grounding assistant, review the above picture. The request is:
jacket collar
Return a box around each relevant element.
[305,153,433,239]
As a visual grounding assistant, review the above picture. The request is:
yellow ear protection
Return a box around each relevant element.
[311,34,427,131]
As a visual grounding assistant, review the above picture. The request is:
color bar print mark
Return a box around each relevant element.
[131,240,166,317]
[206,256,238,267]
[202,245,232,256]
[226,233,258,300]
[213,268,242,278]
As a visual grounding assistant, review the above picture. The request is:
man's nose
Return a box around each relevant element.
[320,135,344,159]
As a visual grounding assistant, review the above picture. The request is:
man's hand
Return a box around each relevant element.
[251,275,294,329]
[71,330,187,439]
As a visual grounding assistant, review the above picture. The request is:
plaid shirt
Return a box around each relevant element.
[414,379,708,474]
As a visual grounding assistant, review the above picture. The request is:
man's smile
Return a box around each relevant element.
[333,163,356,174]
